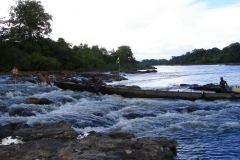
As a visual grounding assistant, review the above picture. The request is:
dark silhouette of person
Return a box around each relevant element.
[92,76,100,96]
[220,77,228,92]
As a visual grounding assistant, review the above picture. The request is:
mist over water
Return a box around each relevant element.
[0,65,240,159]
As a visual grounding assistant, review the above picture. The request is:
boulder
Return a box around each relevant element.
[0,121,177,160]
[27,97,51,105]
[12,121,77,141]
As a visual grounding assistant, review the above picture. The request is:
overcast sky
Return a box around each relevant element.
[1,0,240,60]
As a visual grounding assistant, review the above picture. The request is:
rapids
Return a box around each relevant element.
[0,65,240,159]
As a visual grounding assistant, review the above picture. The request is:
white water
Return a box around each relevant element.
[0,65,240,159]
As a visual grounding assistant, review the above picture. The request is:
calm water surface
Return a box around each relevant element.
[0,65,240,159]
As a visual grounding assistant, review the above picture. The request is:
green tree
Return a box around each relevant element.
[19,52,60,70]
[221,42,240,63]
[7,0,52,43]
[112,45,136,64]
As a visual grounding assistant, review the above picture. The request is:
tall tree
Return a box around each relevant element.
[112,45,136,64]
[7,0,52,43]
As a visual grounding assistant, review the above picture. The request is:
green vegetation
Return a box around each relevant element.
[1,0,240,72]
[168,43,240,65]
[0,0,137,72]
[140,59,168,66]
[141,43,240,66]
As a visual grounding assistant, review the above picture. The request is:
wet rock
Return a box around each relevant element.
[55,97,75,104]
[12,121,77,141]
[180,84,198,87]
[27,97,51,104]
[127,85,141,90]
[9,108,36,117]
[0,125,14,139]
[0,121,177,160]
[123,113,156,119]
[0,123,24,139]
[92,112,104,117]
[113,85,141,90]
[189,83,221,92]
[0,105,8,114]
[81,72,128,82]
[176,106,199,113]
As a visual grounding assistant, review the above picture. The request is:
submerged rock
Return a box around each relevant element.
[123,113,156,119]
[9,108,36,117]
[27,97,51,104]
[0,121,177,160]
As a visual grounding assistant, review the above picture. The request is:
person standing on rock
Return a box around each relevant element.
[92,76,100,96]
[36,71,44,86]
[10,67,18,81]
[45,74,52,87]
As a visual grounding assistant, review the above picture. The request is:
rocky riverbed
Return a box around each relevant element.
[0,121,177,160]
[8,70,222,93]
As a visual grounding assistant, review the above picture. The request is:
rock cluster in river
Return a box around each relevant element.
[0,121,177,160]
[180,83,222,92]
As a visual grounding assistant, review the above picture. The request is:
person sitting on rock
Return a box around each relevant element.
[220,77,228,92]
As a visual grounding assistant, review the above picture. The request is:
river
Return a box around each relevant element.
[0,65,240,159]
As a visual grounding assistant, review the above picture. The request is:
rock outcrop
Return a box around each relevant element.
[0,121,177,160]
[180,83,222,92]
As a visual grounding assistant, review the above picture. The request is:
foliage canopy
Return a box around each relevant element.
[7,0,52,43]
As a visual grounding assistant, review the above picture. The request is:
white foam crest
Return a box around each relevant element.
[121,98,162,107]
[9,103,56,111]
[192,110,219,117]
[45,98,106,116]
[46,105,74,117]
[38,89,68,97]
[78,97,92,104]
[5,91,23,98]
[100,93,125,101]
[108,116,163,135]
[119,105,138,113]
[112,119,132,131]
[157,112,186,118]
[179,121,208,128]
[104,109,125,122]
[73,126,110,133]
[217,122,240,133]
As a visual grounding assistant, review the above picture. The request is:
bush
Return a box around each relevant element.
[18,52,61,71]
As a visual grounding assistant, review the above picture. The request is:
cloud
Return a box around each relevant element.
[2,0,240,60]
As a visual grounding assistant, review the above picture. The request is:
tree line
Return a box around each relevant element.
[141,42,240,66]
[168,42,240,65]
[0,0,137,72]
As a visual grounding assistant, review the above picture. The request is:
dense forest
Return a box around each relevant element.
[141,42,240,65]
[0,0,137,72]
[1,0,240,72]
[168,42,240,65]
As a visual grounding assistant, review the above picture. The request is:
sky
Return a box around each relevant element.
[1,0,240,60]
